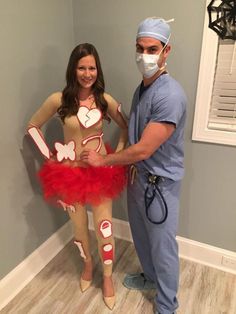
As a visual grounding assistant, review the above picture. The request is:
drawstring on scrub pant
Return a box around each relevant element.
[130,165,168,225]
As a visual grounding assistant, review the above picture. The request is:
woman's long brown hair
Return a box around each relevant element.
[58,43,110,123]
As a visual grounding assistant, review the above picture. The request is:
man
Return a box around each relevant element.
[81,17,187,314]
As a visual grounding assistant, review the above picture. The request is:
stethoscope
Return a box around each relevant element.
[144,173,168,225]
[130,166,168,225]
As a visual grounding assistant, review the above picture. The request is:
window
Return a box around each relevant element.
[192,0,236,146]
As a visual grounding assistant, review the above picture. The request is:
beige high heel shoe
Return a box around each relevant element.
[103,275,115,310]
[80,259,93,292]
[103,295,116,310]
[80,277,92,292]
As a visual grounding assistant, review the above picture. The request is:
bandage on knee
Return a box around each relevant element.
[102,243,113,265]
[57,200,75,213]
[74,240,86,259]
[99,220,112,238]
[68,205,76,213]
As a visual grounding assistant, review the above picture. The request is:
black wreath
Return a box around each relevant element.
[207,0,236,40]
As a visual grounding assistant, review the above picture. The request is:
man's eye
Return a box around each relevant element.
[149,48,158,54]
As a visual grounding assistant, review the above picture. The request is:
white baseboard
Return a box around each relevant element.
[177,236,236,274]
[1,214,235,311]
[0,221,73,311]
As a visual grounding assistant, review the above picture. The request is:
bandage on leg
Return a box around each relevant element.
[74,240,87,259]
[57,200,76,213]
[68,205,76,213]
[102,243,113,265]
[99,220,112,238]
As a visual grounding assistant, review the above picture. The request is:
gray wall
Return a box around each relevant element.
[0,0,74,279]
[73,0,236,251]
[1,0,235,281]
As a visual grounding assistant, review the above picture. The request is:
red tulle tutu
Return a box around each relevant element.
[38,160,127,206]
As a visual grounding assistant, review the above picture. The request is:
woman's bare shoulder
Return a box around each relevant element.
[45,92,62,109]
[49,92,62,104]
[104,92,117,106]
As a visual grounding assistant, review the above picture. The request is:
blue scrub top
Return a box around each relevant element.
[128,74,187,181]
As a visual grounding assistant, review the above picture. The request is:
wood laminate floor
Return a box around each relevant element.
[1,232,236,314]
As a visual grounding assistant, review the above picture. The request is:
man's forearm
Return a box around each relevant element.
[104,142,149,166]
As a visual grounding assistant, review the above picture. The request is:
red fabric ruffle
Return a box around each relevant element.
[38,160,127,206]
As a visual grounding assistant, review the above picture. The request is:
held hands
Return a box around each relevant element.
[80,149,105,167]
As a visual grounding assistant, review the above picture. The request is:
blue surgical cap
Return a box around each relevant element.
[136,17,171,44]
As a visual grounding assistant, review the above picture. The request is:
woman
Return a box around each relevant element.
[27,43,128,310]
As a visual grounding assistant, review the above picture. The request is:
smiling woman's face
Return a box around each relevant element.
[76,55,97,90]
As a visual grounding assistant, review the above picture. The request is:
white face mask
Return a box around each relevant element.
[135,44,167,78]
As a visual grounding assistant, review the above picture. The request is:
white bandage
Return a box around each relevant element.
[99,220,112,238]
[74,240,86,259]
[57,200,76,213]
[27,126,50,159]
[77,106,102,128]
[54,141,76,162]
[102,243,113,265]
[82,132,104,152]
[117,103,128,127]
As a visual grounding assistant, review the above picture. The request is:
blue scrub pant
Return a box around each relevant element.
[127,168,181,314]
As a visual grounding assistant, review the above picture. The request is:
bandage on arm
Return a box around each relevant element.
[104,93,128,152]
[27,126,51,159]
[115,103,129,152]
[27,92,62,159]
[117,103,128,128]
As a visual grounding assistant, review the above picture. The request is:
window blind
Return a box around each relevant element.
[208,39,236,132]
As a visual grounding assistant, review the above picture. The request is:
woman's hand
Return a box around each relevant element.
[80,149,105,167]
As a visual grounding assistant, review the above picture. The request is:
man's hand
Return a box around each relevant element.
[80,149,106,167]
